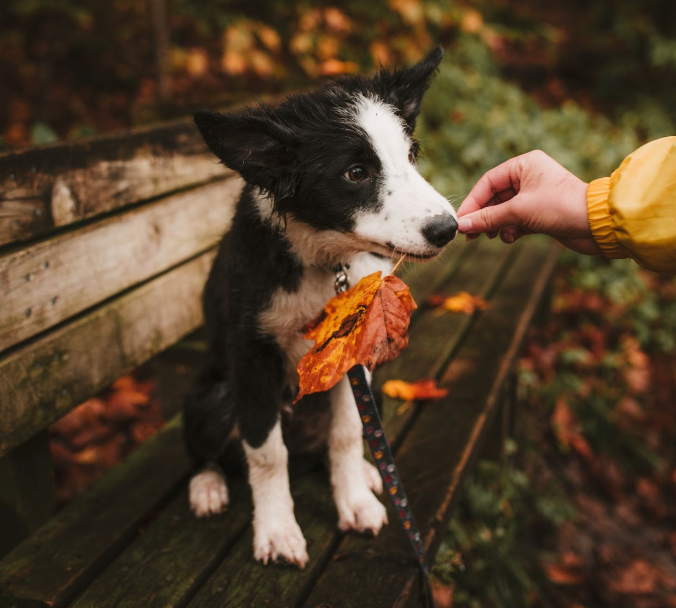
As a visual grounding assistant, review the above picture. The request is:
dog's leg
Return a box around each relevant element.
[329,375,388,535]
[243,420,308,568]
[189,463,229,517]
[233,337,308,568]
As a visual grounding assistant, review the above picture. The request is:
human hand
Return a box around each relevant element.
[456,150,601,255]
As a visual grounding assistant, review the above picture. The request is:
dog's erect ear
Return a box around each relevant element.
[374,46,443,132]
[194,107,298,199]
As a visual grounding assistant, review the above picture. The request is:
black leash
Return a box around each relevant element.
[347,365,435,608]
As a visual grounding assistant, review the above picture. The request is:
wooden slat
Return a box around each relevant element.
[0,250,216,458]
[301,241,559,608]
[0,118,232,248]
[0,432,56,559]
[0,176,241,354]
[70,484,251,608]
[0,417,190,608]
[377,237,515,444]
[185,239,515,608]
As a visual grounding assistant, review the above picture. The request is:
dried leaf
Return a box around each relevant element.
[428,291,490,315]
[543,562,586,585]
[551,397,594,463]
[296,271,416,402]
[382,379,449,402]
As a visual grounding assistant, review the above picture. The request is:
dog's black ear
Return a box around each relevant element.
[375,46,443,132]
[194,106,298,199]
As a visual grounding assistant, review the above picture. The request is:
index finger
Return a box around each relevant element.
[457,156,522,216]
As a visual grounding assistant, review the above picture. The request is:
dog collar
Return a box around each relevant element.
[333,262,350,294]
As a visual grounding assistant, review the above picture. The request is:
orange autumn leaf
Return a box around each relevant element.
[295,271,416,402]
[551,397,594,463]
[543,562,586,585]
[428,291,490,315]
[381,379,449,402]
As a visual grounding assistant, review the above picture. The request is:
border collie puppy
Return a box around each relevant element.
[185,46,457,568]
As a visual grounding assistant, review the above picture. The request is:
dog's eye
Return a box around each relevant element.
[408,150,416,164]
[345,166,367,182]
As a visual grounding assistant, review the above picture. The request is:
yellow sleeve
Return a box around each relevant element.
[587,136,676,274]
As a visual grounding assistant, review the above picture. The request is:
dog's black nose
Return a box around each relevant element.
[422,214,458,248]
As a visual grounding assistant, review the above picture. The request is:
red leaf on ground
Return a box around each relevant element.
[543,562,586,585]
[551,397,594,463]
[428,291,490,315]
[381,378,449,401]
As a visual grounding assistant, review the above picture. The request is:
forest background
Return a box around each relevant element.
[2,1,676,606]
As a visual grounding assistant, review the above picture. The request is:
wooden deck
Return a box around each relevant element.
[0,236,558,608]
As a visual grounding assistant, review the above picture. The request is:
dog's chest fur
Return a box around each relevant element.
[258,251,394,381]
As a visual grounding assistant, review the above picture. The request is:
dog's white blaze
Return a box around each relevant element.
[351,96,456,255]
[243,420,309,567]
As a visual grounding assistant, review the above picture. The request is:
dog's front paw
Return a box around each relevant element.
[336,491,388,536]
[189,468,229,517]
[253,517,309,569]
[362,459,383,494]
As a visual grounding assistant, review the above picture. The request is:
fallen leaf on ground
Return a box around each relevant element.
[296,271,416,402]
[428,291,490,314]
[551,396,594,463]
[382,378,449,401]
[543,562,586,585]
[431,579,454,608]
[610,559,665,595]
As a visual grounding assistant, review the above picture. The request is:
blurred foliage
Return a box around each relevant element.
[417,35,639,198]
[433,448,575,608]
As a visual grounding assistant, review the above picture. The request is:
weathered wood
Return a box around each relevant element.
[0,432,56,559]
[0,417,190,608]
[0,118,232,248]
[186,470,339,608]
[376,238,515,444]
[70,483,251,608]
[301,241,559,608]
[184,239,515,608]
[0,250,216,458]
[0,177,241,354]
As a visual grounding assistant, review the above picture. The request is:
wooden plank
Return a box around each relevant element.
[0,176,241,354]
[376,237,515,444]
[301,241,559,608]
[186,471,339,608]
[0,417,190,608]
[0,432,56,559]
[0,117,232,248]
[184,239,513,608]
[0,250,216,458]
[70,483,251,608]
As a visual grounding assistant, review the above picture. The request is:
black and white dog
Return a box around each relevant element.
[185,46,457,568]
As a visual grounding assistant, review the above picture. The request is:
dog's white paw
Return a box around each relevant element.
[336,490,388,536]
[362,459,383,495]
[253,517,309,569]
[189,468,229,517]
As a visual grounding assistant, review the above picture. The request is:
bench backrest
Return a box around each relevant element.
[0,118,241,459]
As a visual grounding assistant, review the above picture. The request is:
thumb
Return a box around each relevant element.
[457,202,519,235]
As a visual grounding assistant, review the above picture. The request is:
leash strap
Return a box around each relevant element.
[347,365,435,608]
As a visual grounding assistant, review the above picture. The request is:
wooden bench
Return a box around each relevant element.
[0,114,558,608]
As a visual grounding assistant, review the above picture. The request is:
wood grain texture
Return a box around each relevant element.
[185,240,516,608]
[0,250,216,458]
[0,118,232,248]
[301,241,560,608]
[0,176,241,354]
[0,432,56,559]
[0,417,190,608]
[70,484,251,608]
